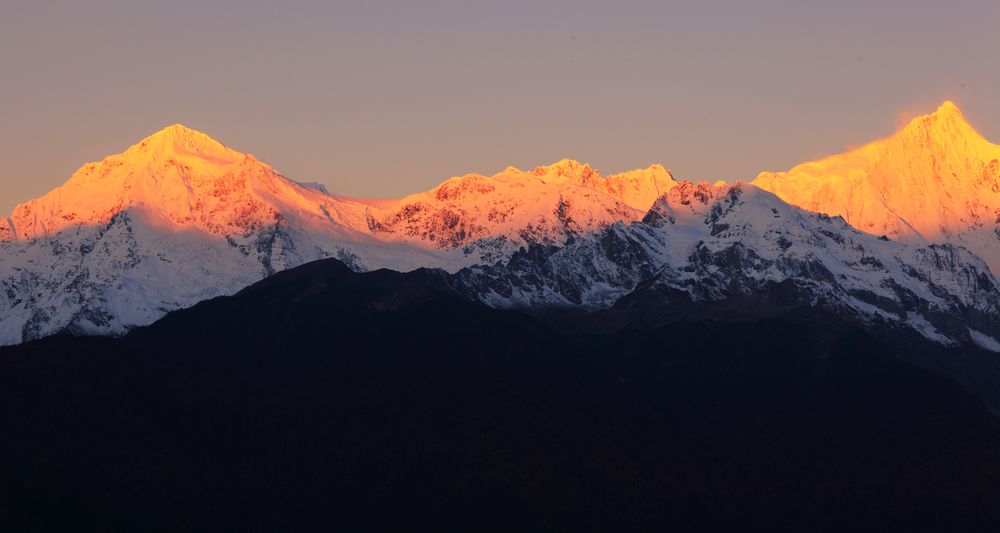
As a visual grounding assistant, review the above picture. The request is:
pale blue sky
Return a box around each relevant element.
[2,0,999,213]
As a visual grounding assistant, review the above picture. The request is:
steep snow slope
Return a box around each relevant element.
[754,101,1000,272]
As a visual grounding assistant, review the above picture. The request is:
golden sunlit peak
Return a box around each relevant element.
[903,100,973,133]
[928,100,968,124]
[127,123,241,163]
[145,123,219,143]
[161,122,195,132]
[145,123,210,142]
[534,158,592,174]
[530,159,598,184]
[752,99,1000,270]
[936,100,962,115]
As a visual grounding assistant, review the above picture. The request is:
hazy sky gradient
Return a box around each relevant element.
[2,0,999,213]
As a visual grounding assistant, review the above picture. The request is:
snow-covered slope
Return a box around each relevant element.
[0,126,675,344]
[0,125,439,343]
[753,101,1000,272]
[366,159,675,263]
[449,180,1000,351]
[1,125,360,241]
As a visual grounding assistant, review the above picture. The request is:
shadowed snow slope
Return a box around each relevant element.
[3,258,1000,530]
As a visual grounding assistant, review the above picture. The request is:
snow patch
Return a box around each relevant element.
[969,328,1000,352]
[906,313,958,347]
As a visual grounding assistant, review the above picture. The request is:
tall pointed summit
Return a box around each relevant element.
[894,100,988,152]
[753,101,1000,271]
[124,124,242,164]
[0,124,326,241]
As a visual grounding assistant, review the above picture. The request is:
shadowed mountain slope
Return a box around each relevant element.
[2,259,1000,531]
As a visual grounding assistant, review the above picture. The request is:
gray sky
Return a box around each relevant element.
[2,0,999,213]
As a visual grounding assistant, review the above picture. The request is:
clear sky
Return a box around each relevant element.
[2,0,999,214]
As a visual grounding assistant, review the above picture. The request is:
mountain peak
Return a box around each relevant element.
[125,123,243,164]
[157,123,198,135]
[1,124,286,241]
[900,100,981,141]
[532,159,595,182]
[753,100,1000,271]
[935,100,962,116]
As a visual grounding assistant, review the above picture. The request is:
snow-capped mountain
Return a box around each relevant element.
[447,180,1000,353]
[366,159,675,263]
[4,109,1000,352]
[0,125,435,343]
[0,125,674,344]
[754,101,1000,272]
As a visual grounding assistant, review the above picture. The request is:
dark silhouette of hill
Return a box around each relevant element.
[2,259,1000,531]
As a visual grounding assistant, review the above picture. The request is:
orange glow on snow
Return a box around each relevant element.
[753,100,1000,270]
[0,125,678,254]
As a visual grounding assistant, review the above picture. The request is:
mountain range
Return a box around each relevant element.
[3,102,1000,360]
[0,125,681,343]
[5,101,1000,529]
